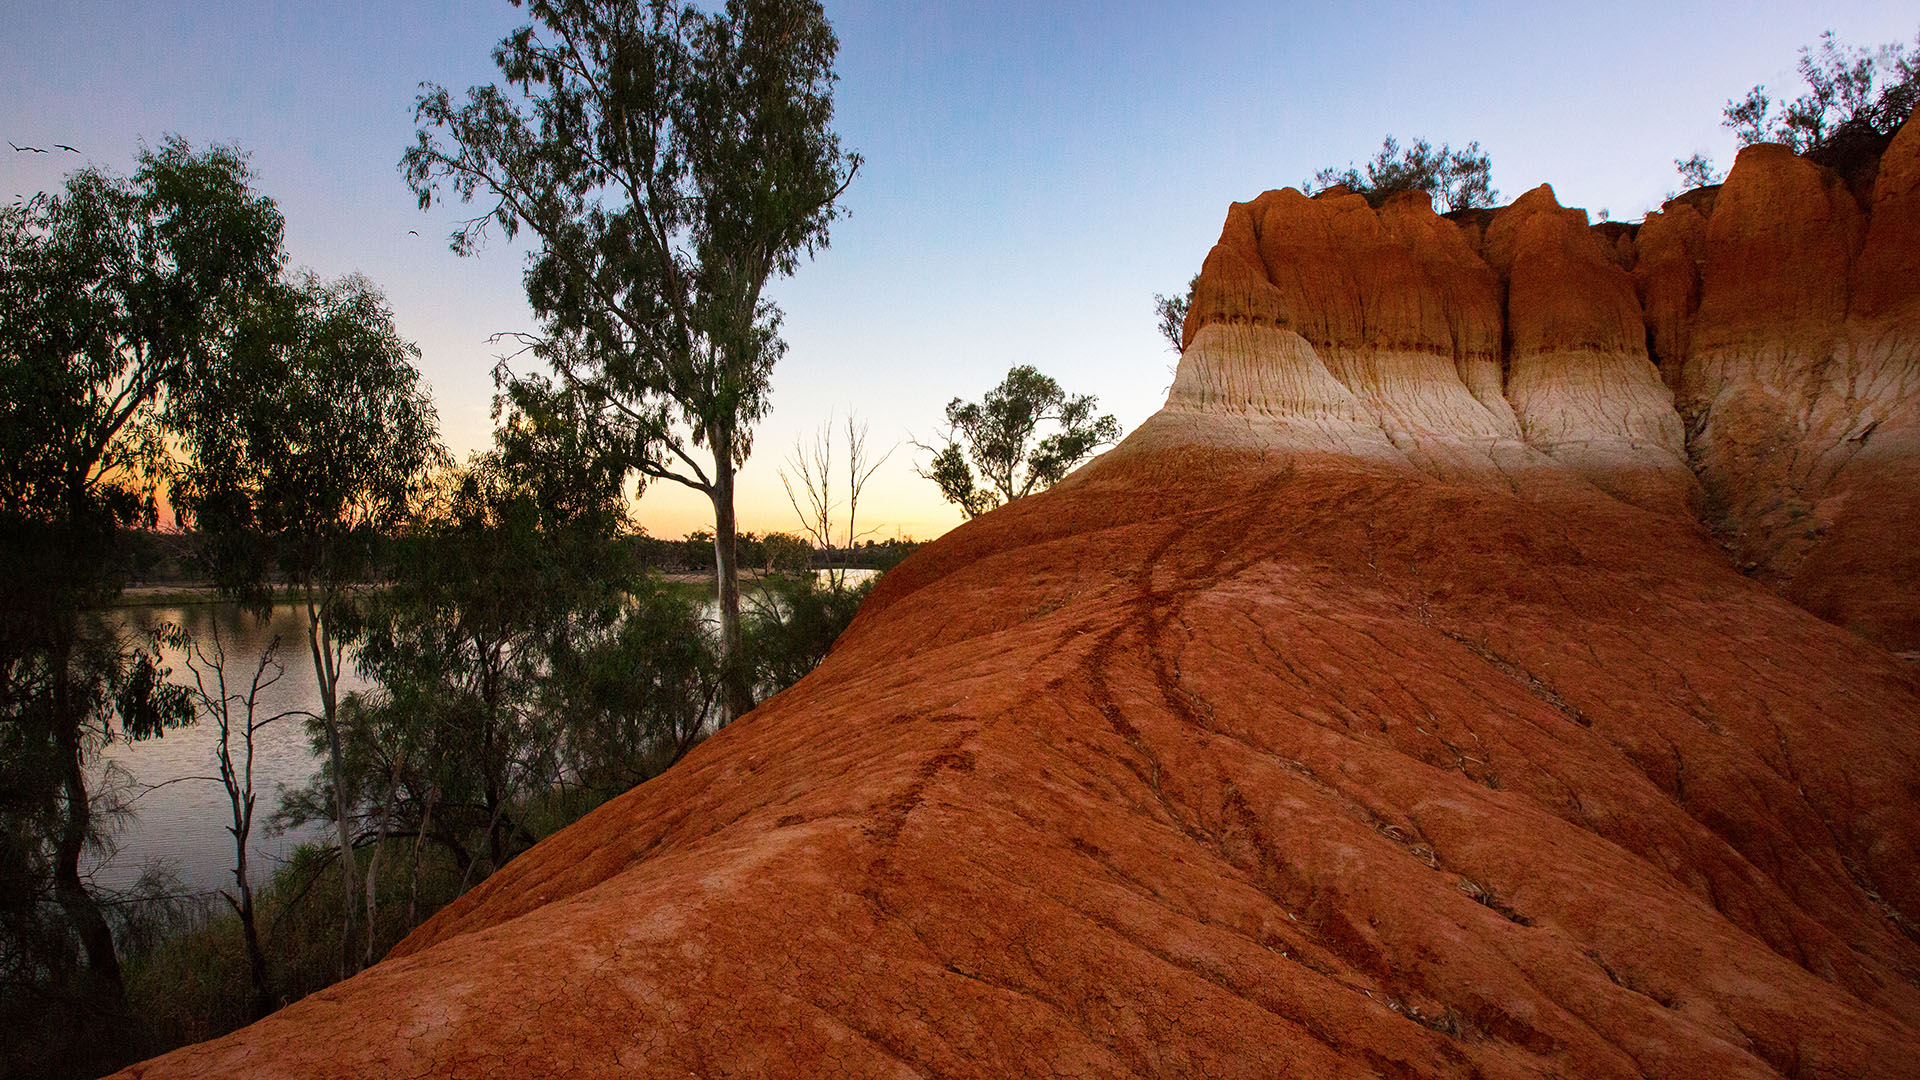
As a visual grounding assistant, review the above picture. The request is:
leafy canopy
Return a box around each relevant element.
[0,137,283,1068]
[286,392,719,866]
[1308,136,1497,212]
[402,0,860,493]
[404,0,861,719]
[1,138,283,560]
[169,272,444,607]
[919,365,1121,519]
[0,135,283,742]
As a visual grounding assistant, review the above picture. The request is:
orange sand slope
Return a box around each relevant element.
[120,116,1920,1080]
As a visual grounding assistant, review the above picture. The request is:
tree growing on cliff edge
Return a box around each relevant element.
[916,365,1121,519]
[1307,136,1497,212]
[1154,274,1197,353]
[403,0,860,722]
[1673,152,1726,191]
[1724,29,1919,156]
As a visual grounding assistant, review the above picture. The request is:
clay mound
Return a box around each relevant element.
[120,443,1920,1079]
[118,122,1920,1079]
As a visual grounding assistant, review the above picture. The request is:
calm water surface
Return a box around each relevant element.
[88,602,363,898]
[89,570,874,898]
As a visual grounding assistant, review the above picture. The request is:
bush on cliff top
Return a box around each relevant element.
[1306,135,1498,212]
[1680,26,1920,190]
[1725,28,1919,157]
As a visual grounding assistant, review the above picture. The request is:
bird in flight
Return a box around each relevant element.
[408,229,420,235]
[53,144,78,153]
[9,142,48,153]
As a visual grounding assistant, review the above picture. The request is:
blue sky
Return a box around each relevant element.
[5,1,1915,539]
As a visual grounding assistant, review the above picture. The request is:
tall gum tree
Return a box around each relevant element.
[403,0,859,719]
[0,138,279,1062]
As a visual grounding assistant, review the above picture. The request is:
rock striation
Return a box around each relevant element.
[118,116,1920,1079]
[1174,113,1920,649]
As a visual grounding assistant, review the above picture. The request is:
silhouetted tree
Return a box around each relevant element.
[0,137,278,1071]
[1673,152,1725,189]
[918,365,1121,519]
[287,384,718,888]
[161,622,293,1019]
[780,410,892,588]
[1154,275,1197,353]
[170,272,443,980]
[1725,29,1919,155]
[1308,135,1497,211]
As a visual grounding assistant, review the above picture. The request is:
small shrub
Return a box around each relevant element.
[1307,136,1498,211]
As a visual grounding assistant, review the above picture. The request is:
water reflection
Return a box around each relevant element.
[89,568,876,898]
[89,603,364,898]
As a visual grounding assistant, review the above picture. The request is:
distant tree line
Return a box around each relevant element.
[111,528,920,586]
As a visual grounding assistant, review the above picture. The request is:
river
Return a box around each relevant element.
[88,569,875,899]
[87,602,359,898]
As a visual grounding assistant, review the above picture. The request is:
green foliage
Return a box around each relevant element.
[759,531,814,575]
[164,253,442,981]
[1724,29,1920,155]
[745,574,873,696]
[170,272,444,609]
[918,365,1122,518]
[1,137,283,616]
[120,840,467,1053]
[300,441,624,868]
[1154,274,1197,353]
[404,0,863,718]
[0,137,284,1070]
[1673,152,1725,190]
[546,575,720,795]
[1308,136,1497,212]
[280,383,722,878]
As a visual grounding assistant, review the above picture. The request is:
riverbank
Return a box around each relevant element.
[109,574,728,608]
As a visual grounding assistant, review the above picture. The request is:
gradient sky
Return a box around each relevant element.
[5,1,1915,541]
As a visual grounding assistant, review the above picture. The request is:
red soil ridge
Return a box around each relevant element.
[118,118,1920,1079]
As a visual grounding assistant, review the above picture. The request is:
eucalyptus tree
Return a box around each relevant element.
[293,378,717,915]
[0,138,279,1049]
[403,0,860,719]
[334,385,632,882]
[170,272,443,979]
[919,366,1122,519]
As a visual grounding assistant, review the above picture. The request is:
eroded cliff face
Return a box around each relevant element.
[118,121,1920,1080]
[1177,111,1920,648]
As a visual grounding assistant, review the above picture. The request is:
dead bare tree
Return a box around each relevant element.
[780,409,893,588]
[166,621,302,1020]
[843,413,891,578]
[781,421,837,565]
